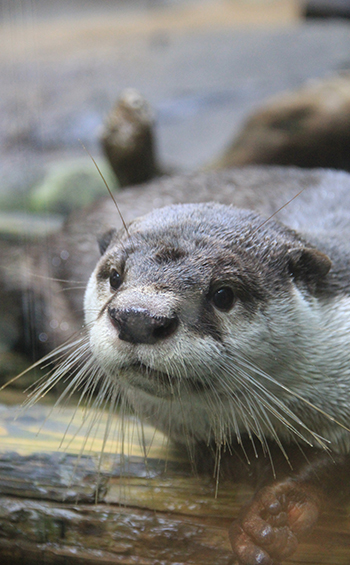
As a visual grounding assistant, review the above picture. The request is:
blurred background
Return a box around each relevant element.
[1,6,350,562]
[1,0,350,214]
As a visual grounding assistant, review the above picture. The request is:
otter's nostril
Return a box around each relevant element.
[152,316,179,341]
[108,306,178,344]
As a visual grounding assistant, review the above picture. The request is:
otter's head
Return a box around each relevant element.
[84,202,332,446]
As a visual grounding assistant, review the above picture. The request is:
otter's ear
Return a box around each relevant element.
[288,247,331,283]
[97,229,116,255]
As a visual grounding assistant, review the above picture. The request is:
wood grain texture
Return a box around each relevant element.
[0,402,349,564]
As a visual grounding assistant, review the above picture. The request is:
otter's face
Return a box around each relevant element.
[84,203,331,444]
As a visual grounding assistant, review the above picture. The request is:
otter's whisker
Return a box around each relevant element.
[216,354,333,451]
[57,366,107,449]
[238,356,350,434]
[22,341,91,409]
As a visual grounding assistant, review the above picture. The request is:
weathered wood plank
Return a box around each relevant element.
[0,403,349,564]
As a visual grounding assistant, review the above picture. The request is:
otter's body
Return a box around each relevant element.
[81,166,350,564]
[11,166,350,564]
[44,166,350,348]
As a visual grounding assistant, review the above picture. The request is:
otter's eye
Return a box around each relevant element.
[109,269,122,291]
[212,286,235,311]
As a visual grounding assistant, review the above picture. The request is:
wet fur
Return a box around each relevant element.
[14,166,350,564]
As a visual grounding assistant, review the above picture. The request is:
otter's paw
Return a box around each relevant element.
[229,480,321,565]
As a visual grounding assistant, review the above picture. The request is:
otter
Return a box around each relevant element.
[10,166,350,564]
[79,167,350,564]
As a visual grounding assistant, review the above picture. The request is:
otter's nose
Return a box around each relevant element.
[108,307,179,345]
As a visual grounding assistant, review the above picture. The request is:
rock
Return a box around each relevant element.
[213,73,350,172]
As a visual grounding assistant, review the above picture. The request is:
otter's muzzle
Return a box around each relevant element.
[108,306,179,345]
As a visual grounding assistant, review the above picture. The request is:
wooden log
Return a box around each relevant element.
[0,403,349,564]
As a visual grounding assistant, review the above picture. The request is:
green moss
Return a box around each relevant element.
[29,158,118,216]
